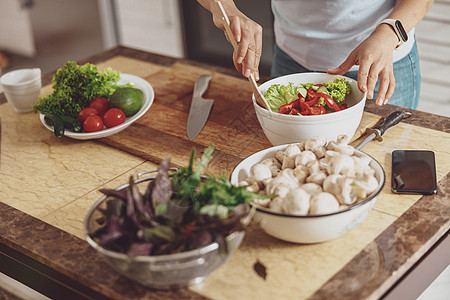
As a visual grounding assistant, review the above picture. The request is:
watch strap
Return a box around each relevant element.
[378,19,408,49]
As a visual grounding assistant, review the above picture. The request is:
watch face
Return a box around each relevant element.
[394,20,408,42]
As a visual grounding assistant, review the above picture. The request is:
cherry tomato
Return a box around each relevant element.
[103,108,126,128]
[83,115,104,132]
[78,107,98,123]
[89,97,109,116]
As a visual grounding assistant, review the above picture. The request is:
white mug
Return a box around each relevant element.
[0,68,42,113]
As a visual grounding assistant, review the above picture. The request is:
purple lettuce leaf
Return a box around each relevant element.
[151,158,173,209]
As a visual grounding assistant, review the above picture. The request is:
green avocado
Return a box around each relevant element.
[109,87,144,117]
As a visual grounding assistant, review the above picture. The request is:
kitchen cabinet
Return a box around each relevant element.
[0,0,36,57]
[114,0,184,58]
[0,0,113,76]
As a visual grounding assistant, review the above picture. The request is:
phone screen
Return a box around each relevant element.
[391,150,437,194]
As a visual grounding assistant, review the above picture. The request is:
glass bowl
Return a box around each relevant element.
[84,171,245,289]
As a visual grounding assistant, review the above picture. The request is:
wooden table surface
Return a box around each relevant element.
[0,47,449,300]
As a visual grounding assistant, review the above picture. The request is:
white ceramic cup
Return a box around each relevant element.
[0,68,42,113]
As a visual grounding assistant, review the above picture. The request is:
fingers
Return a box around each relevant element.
[227,16,262,80]
[241,25,262,80]
[229,15,241,43]
[358,68,379,100]
[375,70,395,106]
[358,58,395,105]
[327,53,356,76]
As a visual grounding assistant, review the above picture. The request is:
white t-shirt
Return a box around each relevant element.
[272,0,415,71]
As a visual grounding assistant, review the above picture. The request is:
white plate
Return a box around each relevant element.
[40,74,154,140]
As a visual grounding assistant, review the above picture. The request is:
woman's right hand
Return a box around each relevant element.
[205,1,263,80]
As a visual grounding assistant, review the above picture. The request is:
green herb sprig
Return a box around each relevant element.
[93,145,268,256]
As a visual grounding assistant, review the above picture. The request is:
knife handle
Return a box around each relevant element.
[193,75,212,98]
[375,111,409,136]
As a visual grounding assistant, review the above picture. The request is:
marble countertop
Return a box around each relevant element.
[0,47,448,299]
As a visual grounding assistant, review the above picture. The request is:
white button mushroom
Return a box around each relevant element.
[269,196,285,213]
[322,174,344,194]
[282,187,311,215]
[309,192,340,214]
[278,168,298,182]
[261,158,282,177]
[327,154,355,177]
[335,177,358,205]
[354,173,379,196]
[305,136,327,158]
[282,144,301,169]
[352,155,375,177]
[265,176,297,198]
[318,150,339,171]
[306,159,321,174]
[275,150,285,164]
[297,141,306,151]
[250,163,273,182]
[293,164,309,183]
[238,180,261,193]
[299,182,323,196]
[253,197,272,208]
[326,135,354,156]
[306,171,327,185]
[295,150,317,166]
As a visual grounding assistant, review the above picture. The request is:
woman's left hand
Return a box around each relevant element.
[327,24,400,106]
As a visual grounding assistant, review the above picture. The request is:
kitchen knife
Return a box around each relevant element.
[187,74,214,141]
[355,110,412,150]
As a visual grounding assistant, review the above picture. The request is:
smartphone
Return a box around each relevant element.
[391,150,437,194]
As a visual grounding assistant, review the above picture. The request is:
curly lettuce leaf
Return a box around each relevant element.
[264,82,299,112]
[33,61,121,118]
[324,77,351,103]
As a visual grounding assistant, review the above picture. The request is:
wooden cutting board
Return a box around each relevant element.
[99,62,382,176]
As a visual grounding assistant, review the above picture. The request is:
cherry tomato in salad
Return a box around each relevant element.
[78,107,98,123]
[89,97,110,116]
[103,108,126,128]
[83,115,104,132]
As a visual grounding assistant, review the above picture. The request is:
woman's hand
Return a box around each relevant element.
[207,1,263,80]
[327,25,399,106]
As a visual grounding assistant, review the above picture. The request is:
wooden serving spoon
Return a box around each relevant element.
[213,1,270,110]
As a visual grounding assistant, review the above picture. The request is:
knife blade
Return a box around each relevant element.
[187,74,214,141]
[355,110,412,150]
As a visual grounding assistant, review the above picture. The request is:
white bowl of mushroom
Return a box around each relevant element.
[230,135,385,244]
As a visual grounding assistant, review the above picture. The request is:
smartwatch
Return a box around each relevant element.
[378,19,408,48]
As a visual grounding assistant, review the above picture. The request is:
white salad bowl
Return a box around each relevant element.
[230,143,385,244]
[253,73,366,145]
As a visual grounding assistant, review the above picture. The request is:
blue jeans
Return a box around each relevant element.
[271,42,421,109]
